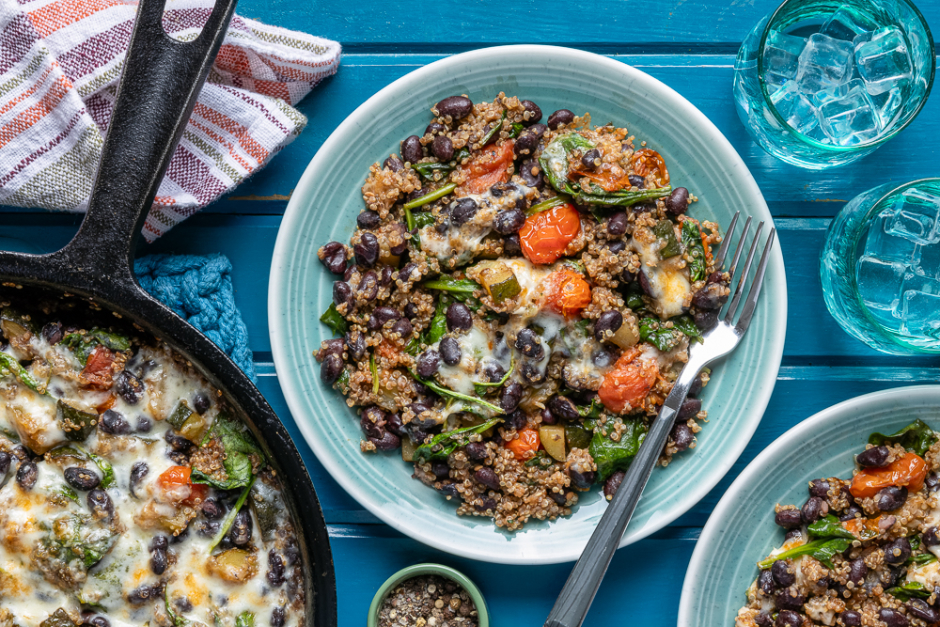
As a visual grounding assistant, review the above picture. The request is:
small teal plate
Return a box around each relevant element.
[269,45,787,564]
[680,385,940,625]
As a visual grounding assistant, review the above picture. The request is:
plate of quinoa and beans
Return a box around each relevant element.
[269,45,787,563]
[680,387,940,627]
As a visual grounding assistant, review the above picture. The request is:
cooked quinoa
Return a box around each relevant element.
[316,93,729,531]
[736,420,940,627]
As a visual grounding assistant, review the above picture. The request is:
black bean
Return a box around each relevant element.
[839,610,861,627]
[877,486,907,511]
[115,369,144,405]
[385,412,405,439]
[678,398,702,420]
[149,535,169,552]
[665,187,690,216]
[465,441,487,461]
[691,283,724,310]
[688,373,706,398]
[354,232,380,267]
[430,460,451,480]
[422,122,445,138]
[127,584,160,605]
[521,100,542,125]
[198,498,223,521]
[360,406,387,440]
[130,461,148,498]
[10,446,27,461]
[345,330,366,360]
[547,396,579,421]
[607,240,626,254]
[773,590,804,611]
[436,96,473,120]
[879,608,909,627]
[357,210,382,229]
[549,490,569,506]
[592,311,623,343]
[165,429,193,452]
[483,361,506,384]
[450,198,479,226]
[332,282,353,312]
[500,381,523,412]
[908,599,939,623]
[774,610,800,627]
[432,135,454,161]
[391,318,413,339]
[16,461,37,490]
[82,616,111,627]
[271,607,287,627]
[439,483,460,499]
[514,328,544,360]
[320,354,343,385]
[409,403,434,425]
[371,431,401,451]
[771,560,795,587]
[547,109,575,130]
[603,470,625,498]
[784,529,803,543]
[382,155,403,172]
[401,135,424,163]
[540,407,556,425]
[884,537,912,565]
[569,469,595,490]
[475,497,498,513]
[64,467,100,491]
[38,321,63,345]
[672,422,694,451]
[806,478,830,499]
[503,234,523,256]
[135,416,152,435]
[591,347,616,368]
[801,496,828,523]
[856,445,889,468]
[839,503,863,521]
[774,509,802,529]
[368,306,401,330]
[637,270,653,296]
[580,148,601,171]
[513,129,541,157]
[757,569,774,595]
[228,508,253,546]
[100,409,131,435]
[416,350,440,377]
[694,309,719,332]
[319,241,347,275]
[519,159,544,189]
[628,174,646,189]
[753,613,773,627]
[474,467,500,491]
[87,489,114,520]
[843,558,866,587]
[446,302,473,332]
[493,208,526,234]
[507,409,527,431]
[267,550,286,588]
[356,272,379,302]
[318,338,345,361]
[438,336,461,365]
[603,211,628,237]
[150,548,168,575]
[0,452,9,475]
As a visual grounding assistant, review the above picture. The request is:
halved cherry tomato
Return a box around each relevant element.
[570,168,630,192]
[542,268,592,318]
[850,451,928,498]
[631,149,669,185]
[458,141,515,195]
[519,203,581,265]
[597,348,659,414]
[842,516,883,540]
[82,345,115,390]
[157,465,209,506]
[505,427,540,461]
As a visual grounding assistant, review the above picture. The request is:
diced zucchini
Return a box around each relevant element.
[608,316,640,349]
[251,492,280,542]
[57,401,97,442]
[179,412,208,443]
[166,401,193,430]
[477,262,521,303]
[401,437,417,462]
[564,423,592,450]
[206,548,257,583]
[654,220,682,259]
[540,424,566,461]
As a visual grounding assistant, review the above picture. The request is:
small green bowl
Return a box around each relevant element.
[367,563,489,627]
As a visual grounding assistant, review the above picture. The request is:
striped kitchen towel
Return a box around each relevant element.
[0,0,340,241]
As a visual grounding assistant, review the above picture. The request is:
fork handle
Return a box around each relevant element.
[544,357,704,627]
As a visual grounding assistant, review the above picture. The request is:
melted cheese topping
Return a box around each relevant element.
[630,225,693,318]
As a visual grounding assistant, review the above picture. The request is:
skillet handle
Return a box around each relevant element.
[54,0,237,288]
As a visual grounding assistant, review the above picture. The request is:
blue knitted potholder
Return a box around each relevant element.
[135,254,256,381]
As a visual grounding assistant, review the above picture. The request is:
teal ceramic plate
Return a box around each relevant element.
[269,45,787,564]
[679,385,940,625]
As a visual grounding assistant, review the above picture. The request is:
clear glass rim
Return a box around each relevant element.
[849,177,940,351]
[757,0,936,153]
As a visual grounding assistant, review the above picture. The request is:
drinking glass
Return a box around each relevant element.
[821,178,940,354]
[733,0,935,169]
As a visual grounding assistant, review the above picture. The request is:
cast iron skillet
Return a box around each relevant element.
[0,0,337,624]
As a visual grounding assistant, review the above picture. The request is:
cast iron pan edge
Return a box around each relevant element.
[0,0,337,624]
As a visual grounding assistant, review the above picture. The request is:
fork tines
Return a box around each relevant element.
[715,210,775,333]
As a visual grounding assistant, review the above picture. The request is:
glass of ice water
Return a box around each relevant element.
[733,0,935,169]
[821,179,940,354]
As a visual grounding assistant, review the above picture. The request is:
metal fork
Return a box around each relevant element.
[544,211,776,627]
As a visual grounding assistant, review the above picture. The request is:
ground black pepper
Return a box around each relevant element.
[378,575,479,627]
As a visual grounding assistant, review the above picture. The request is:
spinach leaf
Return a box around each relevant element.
[564,423,593,450]
[407,295,449,356]
[410,371,504,415]
[807,515,856,540]
[571,186,671,207]
[86,450,115,489]
[480,110,507,146]
[638,318,681,352]
[869,419,938,456]
[887,581,931,602]
[413,161,456,180]
[209,475,256,552]
[336,369,350,393]
[654,220,682,258]
[671,315,704,343]
[914,552,938,566]
[588,418,647,480]
[57,401,96,441]
[0,352,46,394]
[319,303,348,337]
[60,328,130,365]
[473,361,513,396]
[421,276,484,311]
[682,221,707,282]
[624,284,646,312]
[404,183,457,212]
[235,612,255,627]
[577,398,603,419]
[81,528,118,569]
[524,451,553,468]
[757,537,852,570]
[527,195,570,216]
[414,418,503,464]
[539,133,595,193]
[166,588,191,626]
[508,122,524,139]
[192,414,265,490]
[413,211,437,229]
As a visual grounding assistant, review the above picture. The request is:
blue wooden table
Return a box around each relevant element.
[4,1,940,624]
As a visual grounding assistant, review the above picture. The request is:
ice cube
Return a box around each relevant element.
[857,256,909,325]
[899,287,940,339]
[855,27,913,96]
[812,78,867,108]
[864,211,923,266]
[918,240,940,279]
[870,87,904,130]
[762,30,807,85]
[817,82,880,146]
[887,187,940,245]
[796,34,855,94]
[768,82,819,134]
[820,6,878,41]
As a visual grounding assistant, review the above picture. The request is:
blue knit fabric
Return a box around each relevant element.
[134,254,256,381]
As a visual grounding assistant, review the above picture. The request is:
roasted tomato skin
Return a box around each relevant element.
[850,451,928,498]
[598,348,659,414]
[542,268,592,318]
[519,203,582,265]
[82,345,115,390]
[458,141,515,195]
[505,427,540,461]
[157,465,209,506]
[631,148,669,185]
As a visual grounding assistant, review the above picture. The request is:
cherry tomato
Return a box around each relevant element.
[570,168,630,192]
[542,268,592,318]
[505,427,540,461]
[519,203,582,265]
[631,149,669,185]
[842,516,883,540]
[598,348,659,414]
[82,345,115,389]
[157,465,209,506]
[849,451,928,498]
[458,141,515,195]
